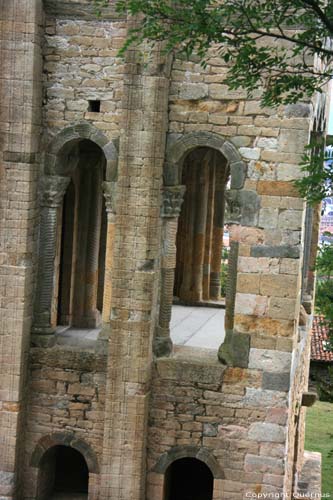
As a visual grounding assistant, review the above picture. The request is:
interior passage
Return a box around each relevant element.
[164,458,214,500]
[38,446,88,500]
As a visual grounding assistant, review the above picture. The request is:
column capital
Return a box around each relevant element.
[102,181,117,216]
[40,176,70,207]
[161,185,186,218]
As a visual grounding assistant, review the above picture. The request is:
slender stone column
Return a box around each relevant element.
[203,161,215,300]
[83,168,103,327]
[192,157,210,302]
[179,163,196,301]
[97,181,117,349]
[154,186,186,357]
[210,160,227,300]
[32,176,70,339]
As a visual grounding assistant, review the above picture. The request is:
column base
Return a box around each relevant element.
[218,330,250,368]
[95,324,111,354]
[30,333,56,348]
[154,328,173,357]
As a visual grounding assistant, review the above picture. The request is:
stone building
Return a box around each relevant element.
[0,0,328,499]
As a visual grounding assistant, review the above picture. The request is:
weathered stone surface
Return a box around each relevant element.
[244,454,284,474]
[251,245,300,258]
[248,422,285,443]
[248,349,292,373]
[263,372,290,392]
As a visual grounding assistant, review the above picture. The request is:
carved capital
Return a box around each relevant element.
[102,181,117,215]
[40,176,70,207]
[225,190,241,224]
[161,185,186,218]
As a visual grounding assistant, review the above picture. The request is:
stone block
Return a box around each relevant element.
[236,274,260,294]
[260,274,298,298]
[178,83,208,100]
[235,293,268,316]
[278,209,303,230]
[244,454,284,474]
[258,208,279,229]
[248,349,292,373]
[248,422,285,443]
[251,245,300,259]
[239,147,260,160]
[268,297,297,320]
[262,372,290,392]
[279,129,309,153]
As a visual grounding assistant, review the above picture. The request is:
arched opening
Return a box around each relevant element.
[37,445,89,499]
[171,147,229,348]
[164,457,214,500]
[56,139,107,330]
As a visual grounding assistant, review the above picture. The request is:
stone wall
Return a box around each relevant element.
[42,9,126,141]
[147,352,289,499]
[22,346,107,499]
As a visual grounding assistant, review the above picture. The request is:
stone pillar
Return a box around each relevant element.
[97,181,117,349]
[203,163,215,301]
[72,166,103,328]
[0,1,43,497]
[57,181,76,325]
[178,164,196,301]
[210,161,227,300]
[154,186,186,357]
[32,176,70,341]
[100,33,171,498]
[83,168,103,327]
[191,158,210,302]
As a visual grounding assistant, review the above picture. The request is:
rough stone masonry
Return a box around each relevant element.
[0,0,327,499]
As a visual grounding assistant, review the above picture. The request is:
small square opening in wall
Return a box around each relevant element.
[88,100,101,112]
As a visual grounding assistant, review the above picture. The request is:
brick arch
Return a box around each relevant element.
[165,132,246,189]
[30,432,99,474]
[44,121,118,181]
[152,445,224,479]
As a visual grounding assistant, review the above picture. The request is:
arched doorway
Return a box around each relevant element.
[174,147,229,304]
[37,445,89,499]
[164,457,214,500]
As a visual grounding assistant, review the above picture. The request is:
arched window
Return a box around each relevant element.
[174,147,229,304]
[164,457,214,500]
[56,140,107,329]
[37,445,88,499]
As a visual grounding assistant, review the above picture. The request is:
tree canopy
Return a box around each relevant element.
[94,0,333,107]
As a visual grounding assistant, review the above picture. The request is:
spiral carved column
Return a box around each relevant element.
[154,185,186,357]
[32,176,70,342]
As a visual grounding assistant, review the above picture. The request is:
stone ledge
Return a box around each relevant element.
[29,346,107,371]
[43,0,122,20]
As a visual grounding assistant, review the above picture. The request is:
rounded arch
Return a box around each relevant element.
[44,121,118,181]
[152,445,224,479]
[165,132,246,189]
[30,432,99,474]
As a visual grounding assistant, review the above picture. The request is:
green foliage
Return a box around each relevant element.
[314,366,333,402]
[305,401,333,496]
[104,0,333,107]
[295,139,331,205]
